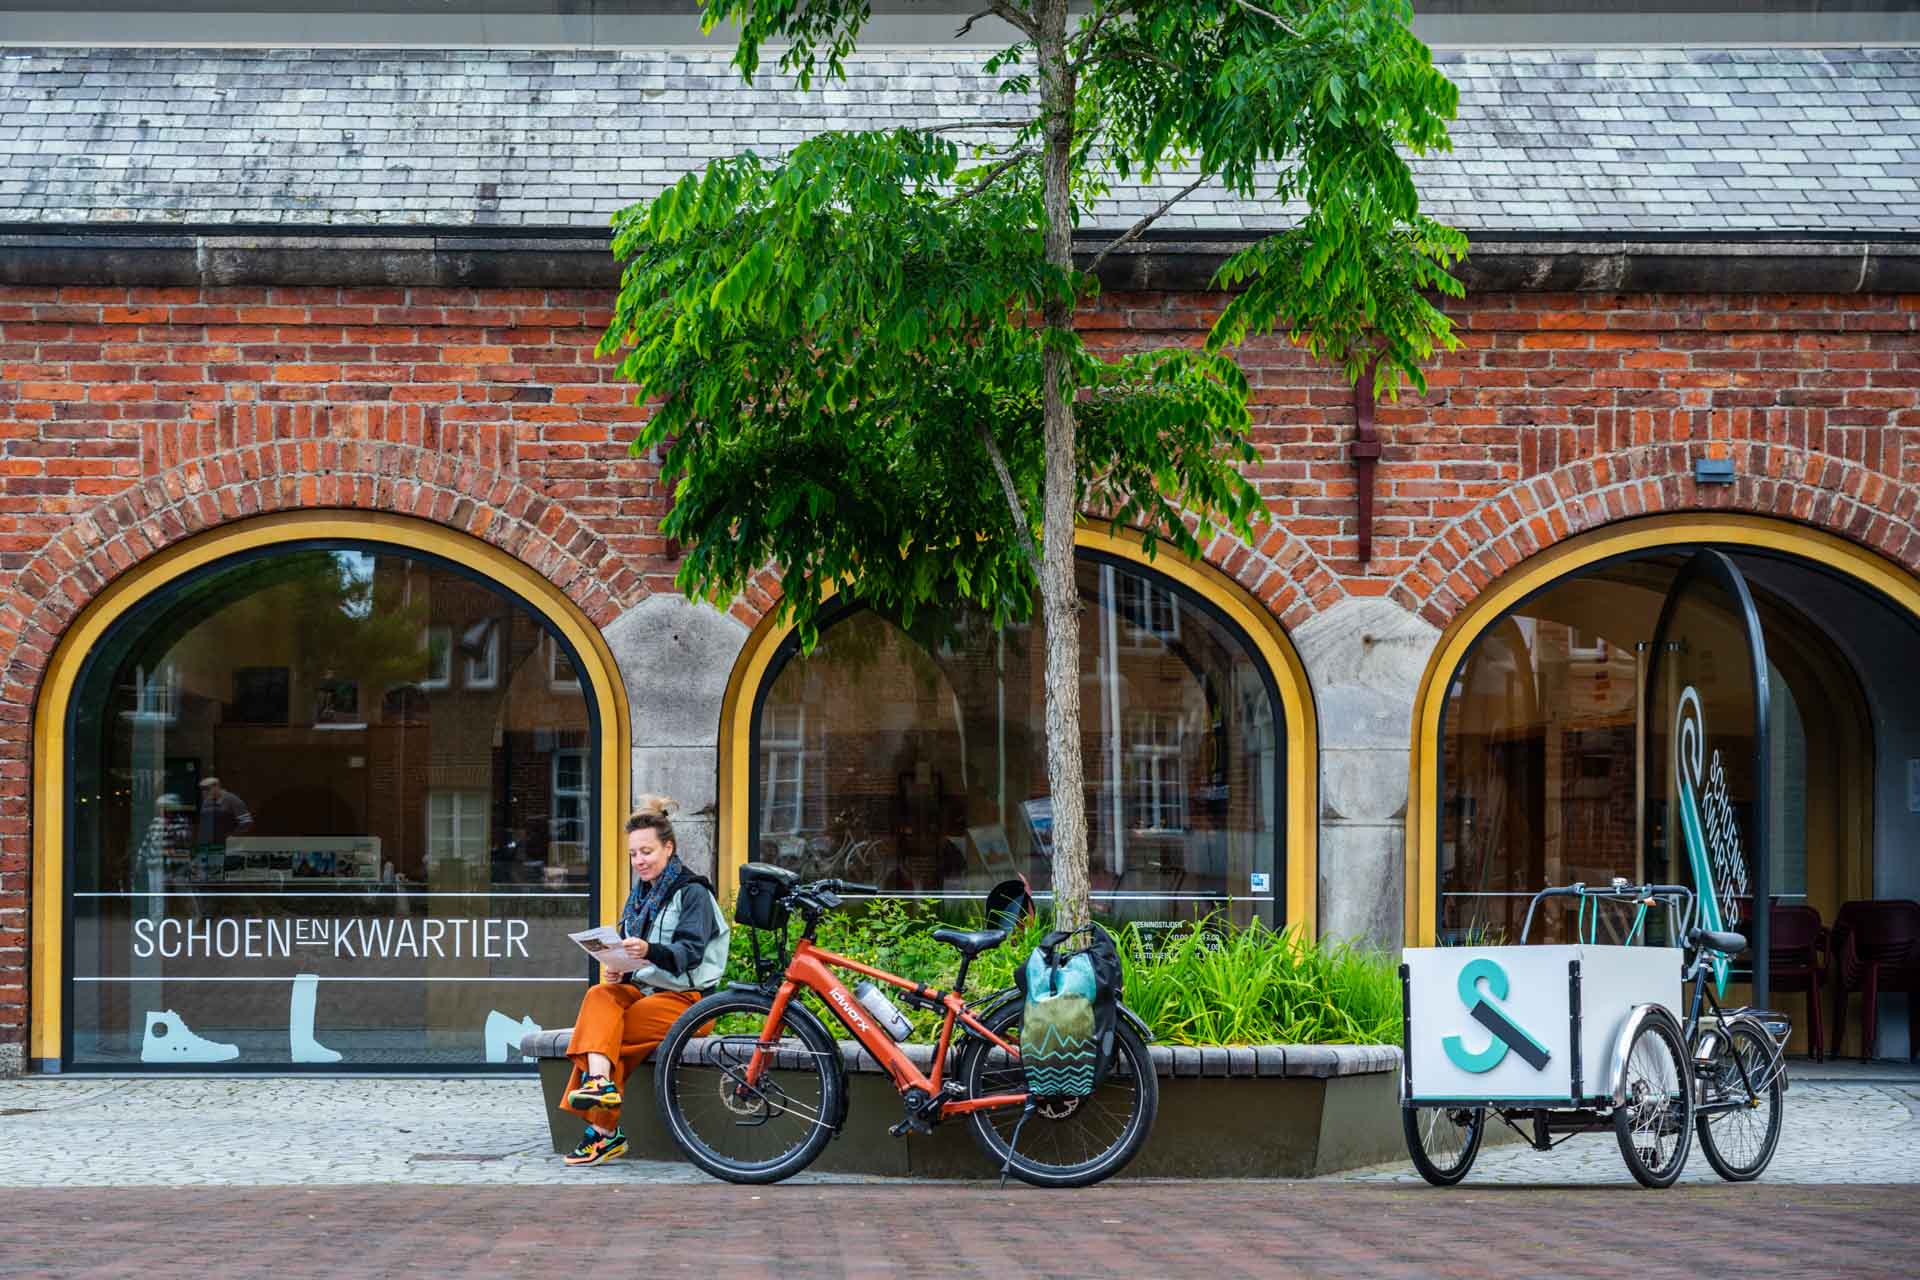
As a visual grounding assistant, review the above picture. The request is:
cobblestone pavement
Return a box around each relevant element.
[0,1075,876,1187]
[0,1074,1916,1188]
[1338,1082,1920,1186]
[0,1183,1914,1279]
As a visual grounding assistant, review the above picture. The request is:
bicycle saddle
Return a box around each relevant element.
[1689,926,1748,955]
[931,927,1008,958]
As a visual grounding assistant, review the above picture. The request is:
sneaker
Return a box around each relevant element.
[566,1073,622,1110]
[564,1126,626,1166]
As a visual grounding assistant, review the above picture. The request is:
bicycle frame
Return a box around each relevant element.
[746,936,1028,1117]
[1682,949,1790,1111]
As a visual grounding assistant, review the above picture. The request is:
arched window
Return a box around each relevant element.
[64,541,602,1069]
[750,552,1287,928]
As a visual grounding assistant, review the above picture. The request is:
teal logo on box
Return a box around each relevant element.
[1442,957,1552,1074]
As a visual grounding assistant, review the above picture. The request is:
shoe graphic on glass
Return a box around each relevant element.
[140,1009,240,1064]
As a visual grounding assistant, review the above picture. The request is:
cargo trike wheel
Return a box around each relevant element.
[1403,1105,1484,1186]
[1613,1016,1694,1188]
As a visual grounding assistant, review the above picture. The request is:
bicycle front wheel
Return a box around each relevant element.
[1694,1020,1784,1181]
[653,989,843,1185]
[956,1000,1158,1188]
[1613,1016,1693,1188]
[1402,1105,1484,1186]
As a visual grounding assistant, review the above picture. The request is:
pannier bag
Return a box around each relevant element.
[735,862,797,932]
[1015,925,1123,1097]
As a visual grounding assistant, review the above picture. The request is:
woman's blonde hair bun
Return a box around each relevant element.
[633,793,680,819]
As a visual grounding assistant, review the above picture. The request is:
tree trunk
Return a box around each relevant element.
[1034,0,1089,932]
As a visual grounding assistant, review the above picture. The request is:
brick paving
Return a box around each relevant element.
[0,1183,1914,1279]
[1,1074,1917,1277]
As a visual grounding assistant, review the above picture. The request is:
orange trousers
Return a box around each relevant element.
[561,982,701,1132]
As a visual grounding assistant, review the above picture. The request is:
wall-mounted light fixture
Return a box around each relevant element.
[1693,442,1735,485]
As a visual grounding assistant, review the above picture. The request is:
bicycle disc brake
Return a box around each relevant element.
[705,1036,790,1125]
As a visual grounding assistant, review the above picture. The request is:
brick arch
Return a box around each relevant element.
[1386,440,1920,628]
[2,440,647,716]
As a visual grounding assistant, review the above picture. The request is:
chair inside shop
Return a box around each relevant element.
[1768,901,1829,1062]
[1828,898,1920,1061]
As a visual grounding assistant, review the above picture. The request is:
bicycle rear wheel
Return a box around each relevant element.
[956,999,1157,1188]
[1402,1105,1484,1186]
[1613,1016,1693,1188]
[1694,1020,1784,1181]
[653,989,843,1185]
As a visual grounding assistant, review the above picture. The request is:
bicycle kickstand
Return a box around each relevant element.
[999,1099,1038,1189]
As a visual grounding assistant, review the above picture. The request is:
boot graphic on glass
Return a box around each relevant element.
[290,973,342,1063]
[140,1009,240,1064]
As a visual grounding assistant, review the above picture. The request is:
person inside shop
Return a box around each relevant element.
[197,775,254,850]
[558,795,730,1166]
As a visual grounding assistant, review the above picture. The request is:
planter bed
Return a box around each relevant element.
[523,1029,1403,1178]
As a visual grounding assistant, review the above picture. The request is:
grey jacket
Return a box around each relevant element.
[624,879,731,993]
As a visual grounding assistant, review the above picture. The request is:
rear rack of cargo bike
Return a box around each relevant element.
[1397,881,1792,1188]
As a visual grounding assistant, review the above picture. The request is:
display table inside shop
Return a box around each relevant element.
[523,1029,1404,1178]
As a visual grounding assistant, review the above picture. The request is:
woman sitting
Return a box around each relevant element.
[560,796,729,1166]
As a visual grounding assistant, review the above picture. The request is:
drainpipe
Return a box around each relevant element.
[1351,364,1381,566]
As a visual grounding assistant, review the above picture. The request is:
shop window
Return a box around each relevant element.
[752,553,1283,926]
[64,542,597,1069]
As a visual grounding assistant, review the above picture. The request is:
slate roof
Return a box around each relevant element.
[0,45,1916,234]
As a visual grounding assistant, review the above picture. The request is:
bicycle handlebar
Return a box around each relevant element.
[1519,881,1696,944]
[778,878,881,916]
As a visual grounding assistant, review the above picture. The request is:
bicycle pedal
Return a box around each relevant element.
[887,1116,934,1138]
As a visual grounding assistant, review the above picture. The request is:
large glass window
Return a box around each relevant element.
[752,553,1284,926]
[67,543,597,1068]
[1438,549,1866,948]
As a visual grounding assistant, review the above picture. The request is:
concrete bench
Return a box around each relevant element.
[523,1028,1404,1178]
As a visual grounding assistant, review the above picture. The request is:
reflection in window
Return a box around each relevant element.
[753,554,1283,926]
[420,626,451,690]
[66,543,597,1068]
[1438,553,1835,948]
[428,790,489,868]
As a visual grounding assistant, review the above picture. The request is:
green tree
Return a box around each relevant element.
[600,0,1464,928]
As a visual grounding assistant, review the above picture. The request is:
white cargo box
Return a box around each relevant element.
[1402,945,1682,1105]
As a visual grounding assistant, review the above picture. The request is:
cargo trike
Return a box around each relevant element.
[1400,880,1790,1188]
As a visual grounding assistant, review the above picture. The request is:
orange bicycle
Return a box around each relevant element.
[652,863,1158,1186]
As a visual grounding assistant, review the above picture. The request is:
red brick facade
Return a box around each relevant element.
[3,281,1918,1051]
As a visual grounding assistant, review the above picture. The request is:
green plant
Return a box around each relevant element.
[725,906,1402,1046]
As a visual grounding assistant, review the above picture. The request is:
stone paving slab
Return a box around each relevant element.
[1,1184,1916,1280]
[0,1075,1914,1188]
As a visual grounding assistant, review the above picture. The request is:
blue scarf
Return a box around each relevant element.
[621,855,691,942]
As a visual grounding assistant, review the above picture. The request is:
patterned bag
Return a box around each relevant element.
[1015,925,1122,1098]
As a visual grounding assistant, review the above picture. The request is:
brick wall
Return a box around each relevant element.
[3,281,1919,1052]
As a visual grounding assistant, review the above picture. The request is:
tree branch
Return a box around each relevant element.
[922,119,1034,134]
[1075,0,1136,49]
[1071,41,1182,76]
[1083,171,1212,278]
[977,421,1043,577]
[1229,0,1303,39]
[957,2,1040,41]
[944,147,1037,205]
